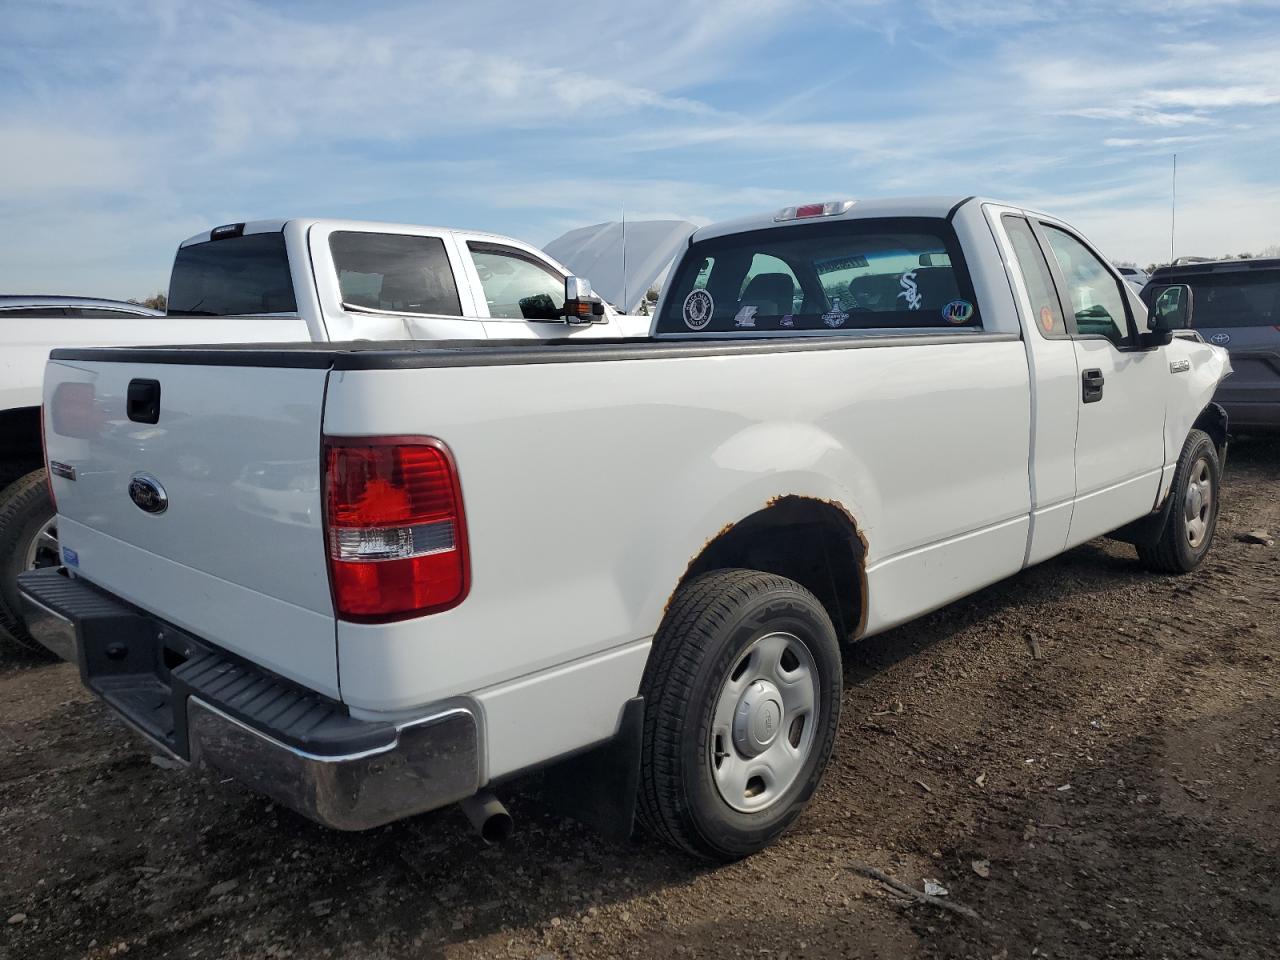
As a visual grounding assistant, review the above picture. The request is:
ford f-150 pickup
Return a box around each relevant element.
[0,219,638,652]
[20,197,1230,861]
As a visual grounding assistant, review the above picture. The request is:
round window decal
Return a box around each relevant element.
[942,299,975,325]
[683,289,714,330]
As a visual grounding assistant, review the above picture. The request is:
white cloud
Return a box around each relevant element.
[0,0,1277,297]
[1145,85,1280,108]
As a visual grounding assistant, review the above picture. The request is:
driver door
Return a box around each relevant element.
[454,236,615,339]
[1034,221,1167,548]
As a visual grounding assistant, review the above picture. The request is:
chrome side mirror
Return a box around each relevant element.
[564,276,605,324]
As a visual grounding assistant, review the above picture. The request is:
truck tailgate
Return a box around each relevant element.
[42,356,338,696]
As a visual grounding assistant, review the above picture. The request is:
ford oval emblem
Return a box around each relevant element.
[128,474,168,515]
[1210,332,1230,345]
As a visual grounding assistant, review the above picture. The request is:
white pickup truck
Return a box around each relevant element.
[0,220,642,652]
[21,197,1230,861]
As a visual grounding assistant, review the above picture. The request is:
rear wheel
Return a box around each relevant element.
[1136,429,1221,574]
[637,569,842,861]
[0,469,59,656]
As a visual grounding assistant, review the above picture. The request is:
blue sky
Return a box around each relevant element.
[2,0,1279,300]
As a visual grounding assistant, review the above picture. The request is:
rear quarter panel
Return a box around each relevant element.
[323,337,1032,715]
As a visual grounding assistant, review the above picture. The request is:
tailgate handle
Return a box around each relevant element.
[127,379,161,424]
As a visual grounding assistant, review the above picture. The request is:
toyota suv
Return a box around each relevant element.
[1146,257,1280,430]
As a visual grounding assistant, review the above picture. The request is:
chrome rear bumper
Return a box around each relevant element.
[17,568,480,831]
[186,699,479,830]
[20,590,79,662]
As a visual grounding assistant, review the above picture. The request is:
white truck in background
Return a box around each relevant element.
[0,219,643,652]
[21,196,1230,861]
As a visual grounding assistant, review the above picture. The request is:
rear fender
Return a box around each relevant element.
[632,420,875,634]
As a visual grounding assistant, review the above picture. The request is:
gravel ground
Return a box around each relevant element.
[1,436,1277,960]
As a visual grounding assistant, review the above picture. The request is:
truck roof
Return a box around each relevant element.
[177,218,547,250]
[690,196,997,243]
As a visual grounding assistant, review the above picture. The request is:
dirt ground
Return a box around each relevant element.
[2,437,1277,960]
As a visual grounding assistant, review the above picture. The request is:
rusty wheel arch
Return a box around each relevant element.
[666,495,869,642]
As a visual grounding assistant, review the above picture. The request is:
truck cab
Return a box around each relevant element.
[168,218,650,341]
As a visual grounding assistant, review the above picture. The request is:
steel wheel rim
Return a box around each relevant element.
[24,515,59,571]
[1183,457,1213,548]
[710,631,821,813]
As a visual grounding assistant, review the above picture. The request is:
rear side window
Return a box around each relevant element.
[655,217,981,335]
[1002,215,1067,338]
[1171,271,1280,329]
[169,233,297,316]
[330,232,462,316]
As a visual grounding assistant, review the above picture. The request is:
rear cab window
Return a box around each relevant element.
[655,217,982,336]
[169,232,298,316]
[330,232,463,317]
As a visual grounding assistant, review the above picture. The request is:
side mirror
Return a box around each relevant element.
[564,276,606,324]
[1136,283,1192,348]
[1150,282,1193,329]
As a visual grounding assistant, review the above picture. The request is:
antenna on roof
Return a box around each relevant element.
[621,206,627,315]
[1170,153,1177,263]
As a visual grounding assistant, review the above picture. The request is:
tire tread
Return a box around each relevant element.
[0,469,57,656]
[637,568,828,858]
[1136,429,1218,574]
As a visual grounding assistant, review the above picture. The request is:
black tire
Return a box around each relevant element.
[1136,429,1221,574]
[637,569,842,861]
[0,469,59,657]
[0,462,37,492]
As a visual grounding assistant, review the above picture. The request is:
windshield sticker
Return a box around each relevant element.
[683,289,714,330]
[898,271,922,310]
[822,298,849,328]
[817,254,870,273]
[1039,305,1055,333]
[779,314,795,328]
[734,305,758,328]
[942,299,975,325]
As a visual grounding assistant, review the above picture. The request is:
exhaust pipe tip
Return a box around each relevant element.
[459,790,513,845]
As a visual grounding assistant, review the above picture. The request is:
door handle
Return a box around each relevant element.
[1082,368,1105,404]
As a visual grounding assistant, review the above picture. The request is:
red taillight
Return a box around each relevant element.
[323,437,469,622]
[794,203,825,218]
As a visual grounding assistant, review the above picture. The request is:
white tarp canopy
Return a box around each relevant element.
[543,219,697,315]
